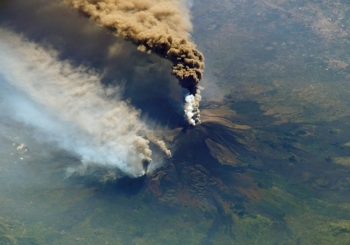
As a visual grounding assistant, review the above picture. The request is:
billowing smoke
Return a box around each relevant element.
[184,87,202,125]
[0,28,171,177]
[65,0,204,125]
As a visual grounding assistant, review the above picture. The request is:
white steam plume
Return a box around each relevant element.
[0,28,169,177]
[184,87,202,125]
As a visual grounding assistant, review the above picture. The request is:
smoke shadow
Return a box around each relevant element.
[113,175,147,196]
[66,173,147,198]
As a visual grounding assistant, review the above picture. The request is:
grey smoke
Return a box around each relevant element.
[0,28,170,177]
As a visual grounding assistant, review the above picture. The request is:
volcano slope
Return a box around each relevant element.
[99,102,350,244]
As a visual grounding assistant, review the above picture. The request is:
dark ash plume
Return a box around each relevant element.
[65,0,204,125]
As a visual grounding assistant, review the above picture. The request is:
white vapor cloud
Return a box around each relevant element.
[0,28,169,177]
[184,87,202,125]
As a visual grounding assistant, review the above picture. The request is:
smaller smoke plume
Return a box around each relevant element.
[155,140,172,158]
[146,133,172,158]
[65,0,204,125]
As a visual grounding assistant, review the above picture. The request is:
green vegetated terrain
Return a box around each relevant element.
[1,0,350,244]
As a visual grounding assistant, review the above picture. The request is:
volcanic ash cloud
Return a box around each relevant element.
[65,0,205,125]
[0,28,170,177]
